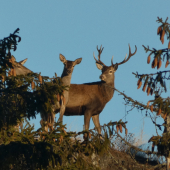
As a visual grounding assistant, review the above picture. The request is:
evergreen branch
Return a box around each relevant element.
[114,87,149,111]
[142,45,170,53]
[132,70,170,78]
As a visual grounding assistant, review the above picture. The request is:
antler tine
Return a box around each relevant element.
[93,52,98,63]
[111,56,114,66]
[93,45,106,66]
[100,45,104,53]
[124,54,127,60]
[96,45,104,60]
[117,44,137,66]
[96,45,100,61]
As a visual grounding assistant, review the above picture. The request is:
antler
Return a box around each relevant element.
[112,44,137,66]
[93,45,106,66]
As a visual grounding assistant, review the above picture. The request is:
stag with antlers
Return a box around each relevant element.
[53,45,137,135]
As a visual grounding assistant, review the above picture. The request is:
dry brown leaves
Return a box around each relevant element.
[62,127,67,135]
[165,60,169,68]
[59,135,63,144]
[168,41,170,49]
[116,125,119,133]
[157,26,162,35]
[147,55,151,64]
[147,87,151,96]
[163,113,167,120]
[31,81,35,89]
[142,83,147,92]
[157,59,162,69]
[157,26,165,44]
[160,29,165,44]
[119,124,122,133]
[137,78,142,89]
[1,75,5,82]
[89,132,91,139]
[147,101,150,108]
[116,124,123,133]
[150,105,153,112]
[157,108,161,116]
[38,74,42,84]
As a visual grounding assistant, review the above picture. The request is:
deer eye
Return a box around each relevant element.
[109,70,113,73]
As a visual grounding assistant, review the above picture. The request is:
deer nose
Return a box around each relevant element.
[100,75,106,81]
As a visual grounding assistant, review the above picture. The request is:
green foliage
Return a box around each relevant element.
[134,18,170,95]
[133,17,170,158]
[0,29,114,169]
[0,29,67,130]
[0,120,116,170]
[157,17,170,40]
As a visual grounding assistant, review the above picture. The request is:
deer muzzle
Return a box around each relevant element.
[100,74,106,81]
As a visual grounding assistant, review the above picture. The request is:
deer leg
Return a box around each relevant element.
[84,112,91,140]
[50,112,55,131]
[40,112,48,132]
[92,114,103,140]
[48,112,55,131]
[84,112,91,130]
[58,105,65,122]
[92,114,101,134]
[44,123,48,132]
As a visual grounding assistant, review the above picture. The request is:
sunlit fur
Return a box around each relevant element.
[54,62,118,135]
[41,54,82,131]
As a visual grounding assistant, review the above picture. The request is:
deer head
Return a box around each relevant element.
[11,56,32,75]
[93,45,137,84]
[59,54,82,78]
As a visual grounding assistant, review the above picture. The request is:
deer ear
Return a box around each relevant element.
[114,63,118,71]
[59,54,66,63]
[96,63,103,70]
[19,58,28,65]
[74,58,82,65]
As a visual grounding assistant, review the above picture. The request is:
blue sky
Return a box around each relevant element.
[1,1,170,142]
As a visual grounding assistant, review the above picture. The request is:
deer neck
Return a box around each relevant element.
[61,72,73,104]
[61,73,72,87]
[101,79,115,102]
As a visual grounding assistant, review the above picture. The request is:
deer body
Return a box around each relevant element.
[10,55,82,132]
[64,81,114,116]
[55,54,82,121]
[6,56,32,131]
[55,69,116,134]
[65,82,115,134]
[41,54,82,131]
[54,45,137,134]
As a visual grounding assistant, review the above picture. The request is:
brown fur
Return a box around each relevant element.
[53,45,137,135]
[41,54,82,131]
[54,65,117,134]
[8,56,32,131]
